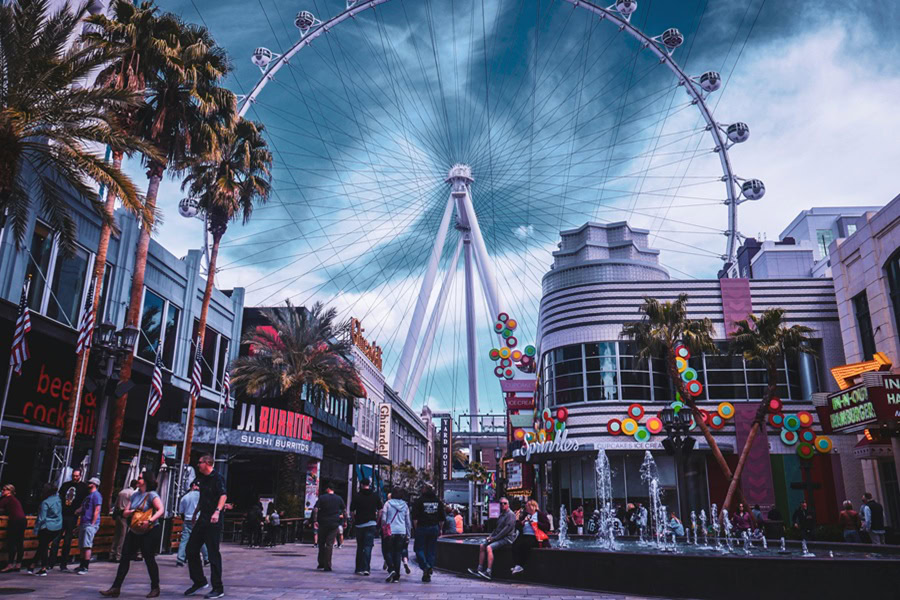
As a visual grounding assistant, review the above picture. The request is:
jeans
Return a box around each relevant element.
[5,518,25,564]
[34,529,61,569]
[50,514,78,566]
[111,516,128,560]
[843,530,861,543]
[113,528,162,589]
[317,526,338,569]
[512,533,539,567]
[177,520,208,564]
[354,525,376,573]
[414,524,440,571]
[386,534,408,576]
[188,520,223,591]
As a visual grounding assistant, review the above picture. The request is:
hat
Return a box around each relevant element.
[88,477,101,486]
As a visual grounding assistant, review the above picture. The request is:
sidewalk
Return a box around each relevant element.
[0,539,644,599]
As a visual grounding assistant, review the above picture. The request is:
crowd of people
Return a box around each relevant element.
[0,456,229,599]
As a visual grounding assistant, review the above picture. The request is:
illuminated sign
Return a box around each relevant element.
[505,460,523,489]
[512,429,580,462]
[377,402,392,458]
[830,352,891,390]
[826,385,876,432]
[439,417,452,481]
[235,402,313,441]
[350,318,383,371]
[505,395,534,411]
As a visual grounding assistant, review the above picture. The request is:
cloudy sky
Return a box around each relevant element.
[124,0,900,419]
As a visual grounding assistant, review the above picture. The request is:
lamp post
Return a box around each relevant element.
[660,407,695,525]
[88,322,139,478]
[493,446,503,500]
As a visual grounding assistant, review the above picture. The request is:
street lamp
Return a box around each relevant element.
[493,446,503,500]
[660,407,695,526]
[88,322,139,477]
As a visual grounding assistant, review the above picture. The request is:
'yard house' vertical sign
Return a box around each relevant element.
[377,402,392,459]
[440,417,452,481]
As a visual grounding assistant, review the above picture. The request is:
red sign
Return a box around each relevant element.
[506,396,534,410]
[235,402,313,441]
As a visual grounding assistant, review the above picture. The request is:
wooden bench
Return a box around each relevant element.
[0,516,183,565]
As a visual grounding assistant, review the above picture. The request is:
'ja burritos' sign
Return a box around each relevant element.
[512,429,580,462]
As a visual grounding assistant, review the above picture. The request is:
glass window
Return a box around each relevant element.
[45,243,90,326]
[138,289,165,361]
[190,320,230,388]
[163,303,179,368]
[26,222,53,311]
[846,223,857,237]
[853,291,877,359]
[97,264,113,324]
[887,251,900,334]
[816,228,834,257]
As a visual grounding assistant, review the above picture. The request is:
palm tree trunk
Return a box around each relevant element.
[279,394,304,498]
[62,150,121,508]
[183,226,225,459]
[722,361,778,512]
[99,162,163,507]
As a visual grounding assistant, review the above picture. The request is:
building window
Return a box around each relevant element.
[25,222,93,328]
[846,223,857,237]
[137,288,180,369]
[853,291,877,359]
[887,251,900,335]
[816,229,834,258]
[191,320,231,390]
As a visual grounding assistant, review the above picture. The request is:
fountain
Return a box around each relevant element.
[722,509,733,553]
[558,505,570,548]
[778,536,789,554]
[710,504,721,550]
[639,451,667,549]
[801,539,815,557]
[699,509,709,548]
[690,511,698,545]
[593,450,618,549]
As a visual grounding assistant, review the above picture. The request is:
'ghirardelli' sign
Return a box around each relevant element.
[377,402,392,458]
[350,317,383,370]
[513,429,580,462]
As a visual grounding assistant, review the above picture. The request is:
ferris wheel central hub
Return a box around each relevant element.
[447,164,473,197]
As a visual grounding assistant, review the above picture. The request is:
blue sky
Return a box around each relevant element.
[127,0,900,418]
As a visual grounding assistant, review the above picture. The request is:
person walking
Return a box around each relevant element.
[52,467,88,571]
[350,477,382,576]
[510,500,550,575]
[29,483,63,576]
[100,471,165,598]
[838,501,861,543]
[382,488,412,583]
[184,455,228,599]
[245,498,263,548]
[467,497,516,581]
[74,477,102,575]
[861,492,886,545]
[313,483,346,572]
[0,484,26,573]
[411,484,444,582]
[177,481,208,567]
[792,501,815,541]
[110,480,137,563]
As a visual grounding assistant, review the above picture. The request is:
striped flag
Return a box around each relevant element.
[190,336,203,399]
[221,368,232,409]
[75,277,96,354]
[148,350,164,416]
[10,279,32,375]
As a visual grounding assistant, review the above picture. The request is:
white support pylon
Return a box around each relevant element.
[463,232,479,433]
[405,236,464,407]
[393,192,456,397]
[459,190,501,320]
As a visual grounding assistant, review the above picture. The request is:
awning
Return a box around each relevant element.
[852,437,894,459]
[320,435,391,465]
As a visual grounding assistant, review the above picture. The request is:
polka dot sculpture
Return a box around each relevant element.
[489,312,536,377]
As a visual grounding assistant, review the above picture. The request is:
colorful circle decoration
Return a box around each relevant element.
[622,418,639,435]
[607,419,622,435]
[507,336,518,348]
[502,328,513,338]
[494,322,505,333]
[709,414,725,430]
[497,313,509,323]
[686,380,703,397]
[767,412,784,428]
[781,429,798,445]
[544,420,554,431]
[697,409,710,425]
[675,357,688,373]
[493,366,504,378]
[814,436,833,453]
[555,420,566,432]
[520,355,532,365]
[675,345,690,359]
[688,415,697,431]
[504,369,515,379]
[499,347,511,359]
[489,348,500,360]
[717,402,735,419]
[627,404,645,420]
[511,350,523,361]
[506,319,517,330]
[797,411,814,428]
[800,429,816,443]
[524,431,536,443]
[537,429,548,442]
[646,417,664,435]
[797,443,815,460]
[513,428,526,441]
[556,407,569,422]
[768,397,783,413]
[500,358,511,368]
[524,345,536,357]
[670,401,685,411]
[542,408,552,421]
[634,427,651,443]
[681,367,698,382]
[783,414,801,432]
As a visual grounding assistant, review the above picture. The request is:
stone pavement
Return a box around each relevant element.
[0,540,667,599]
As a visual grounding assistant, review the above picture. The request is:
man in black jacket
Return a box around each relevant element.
[312,484,346,572]
[350,478,382,576]
[52,468,88,570]
[411,484,444,582]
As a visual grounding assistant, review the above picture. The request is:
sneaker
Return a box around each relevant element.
[35,569,48,577]
[59,565,69,572]
[74,567,89,575]
[385,572,397,583]
[203,559,210,567]
[422,572,431,583]
[478,569,492,581]
[176,561,185,567]
[204,590,225,599]
[363,571,370,576]
[184,583,210,596]
[467,567,483,578]
[403,563,411,574]
[511,565,524,574]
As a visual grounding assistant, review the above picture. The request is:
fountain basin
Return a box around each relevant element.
[436,534,900,599]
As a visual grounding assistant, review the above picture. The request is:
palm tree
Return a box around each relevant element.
[620,294,742,504]
[0,0,150,251]
[100,17,235,503]
[180,118,272,459]
[231,302,365,498]
[722,309,815,511]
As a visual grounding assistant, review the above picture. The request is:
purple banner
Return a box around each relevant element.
[719,278,752,336]
[734,404,775,507]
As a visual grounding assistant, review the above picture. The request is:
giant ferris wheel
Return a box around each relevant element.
[216,0,766,419]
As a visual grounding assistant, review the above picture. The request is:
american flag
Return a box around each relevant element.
[148,350,164,416]
[221,368,232,409]
[190,336,203,399]
[75,277,96,354]
[10,279,32,375]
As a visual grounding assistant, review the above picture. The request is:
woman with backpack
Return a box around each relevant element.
[381,489,413,583]
[100,471,165,598]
